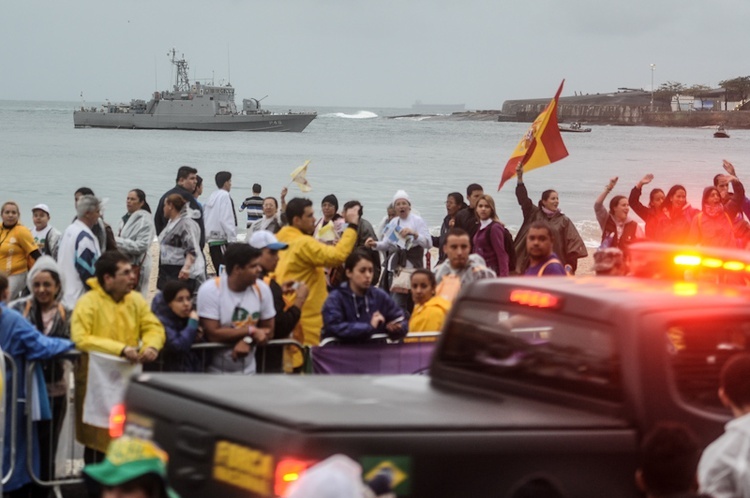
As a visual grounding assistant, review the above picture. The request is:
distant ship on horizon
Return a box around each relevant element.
[411,100,465,114]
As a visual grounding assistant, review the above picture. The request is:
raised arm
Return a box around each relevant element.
[595,177,618,230]
[628,174,654,223]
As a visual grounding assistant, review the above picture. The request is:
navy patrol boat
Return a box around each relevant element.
[74,49,316,132]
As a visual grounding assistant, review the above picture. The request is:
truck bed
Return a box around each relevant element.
[131,373,628,432]
[126,374,638,497]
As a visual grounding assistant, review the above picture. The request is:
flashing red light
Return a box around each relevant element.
[509,289,561,309]
[109,404,126,438]
[275,458,316,496]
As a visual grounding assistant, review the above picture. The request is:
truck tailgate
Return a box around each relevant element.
[124,374,637,497]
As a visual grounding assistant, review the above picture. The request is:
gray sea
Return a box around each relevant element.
[2,99,749,247]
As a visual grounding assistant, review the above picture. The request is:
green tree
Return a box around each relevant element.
[718,76,750,107]
[653,81,687,109]
[687,84,712,110]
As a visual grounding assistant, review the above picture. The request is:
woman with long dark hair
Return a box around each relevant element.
[655,184,699,244]
[321,249,407,342]
[432,192,466,265]
[628,173,666,239]
[594,177,644,250]
[116,189,155,296]
[689,186,741,248]
[515,166,587,274]
[473,194,511,276]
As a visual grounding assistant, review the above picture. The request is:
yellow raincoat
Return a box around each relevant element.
[275,225,356,365]
[71,277,165,453]
[408,296,451,333]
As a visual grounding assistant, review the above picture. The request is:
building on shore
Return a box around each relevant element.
[497,88,750,128]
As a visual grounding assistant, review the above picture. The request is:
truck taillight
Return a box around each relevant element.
[509,289,561,309]
[275,458,316,496]
[109,404,125,438]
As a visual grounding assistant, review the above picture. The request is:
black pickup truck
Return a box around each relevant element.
[122,246,750,498]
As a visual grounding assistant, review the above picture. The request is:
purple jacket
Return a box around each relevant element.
[473,221,509,276]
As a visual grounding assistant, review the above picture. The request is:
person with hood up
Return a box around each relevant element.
[689,185,745,248]
[594,176,645,250]
[515,164,587,274]
[0,273,75,497]
[365,190,431,310]
[203,171,237,271]
[157,193,205,292]
[10,256,72,494]
[148,279,202,372]
[116,189,156,297]
[322,249,407,342]
[408,269,450,333]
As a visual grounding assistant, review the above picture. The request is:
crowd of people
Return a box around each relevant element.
[2,159,750,496]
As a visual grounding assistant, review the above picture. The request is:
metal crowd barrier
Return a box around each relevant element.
[17,339,307,491]
[2,351,18,487]
[13,334,437,491]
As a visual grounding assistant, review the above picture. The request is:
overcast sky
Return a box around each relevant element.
[1,0,746,108]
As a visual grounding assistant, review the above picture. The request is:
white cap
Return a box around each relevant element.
[32,204,50,215]
[248,230,288,250]
[392,189,410,204]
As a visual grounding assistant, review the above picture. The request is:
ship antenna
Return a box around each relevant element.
[168,48,190,92]
[227,47,231,85]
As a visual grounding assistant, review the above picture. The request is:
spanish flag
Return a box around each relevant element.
[498,80,569,190]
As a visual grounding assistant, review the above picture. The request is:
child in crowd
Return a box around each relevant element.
[408,269,450,333]
[698,353,750,497]
[30,204,61,259]
[322,249,407,342]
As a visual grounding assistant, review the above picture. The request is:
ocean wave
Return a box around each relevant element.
[320,111,378,119]
[393,115,432,122]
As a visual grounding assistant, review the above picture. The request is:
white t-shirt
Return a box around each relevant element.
[31,226,52,248]
[196,275,275,374]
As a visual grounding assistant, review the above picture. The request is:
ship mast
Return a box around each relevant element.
[168,48,190,92]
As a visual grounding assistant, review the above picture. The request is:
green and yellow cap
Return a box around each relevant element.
[83,436,180,498]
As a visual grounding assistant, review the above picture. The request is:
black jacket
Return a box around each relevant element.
[154,185,205,248]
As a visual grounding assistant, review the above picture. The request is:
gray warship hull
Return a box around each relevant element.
[75,49,316,133]
[73,110,316,132]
